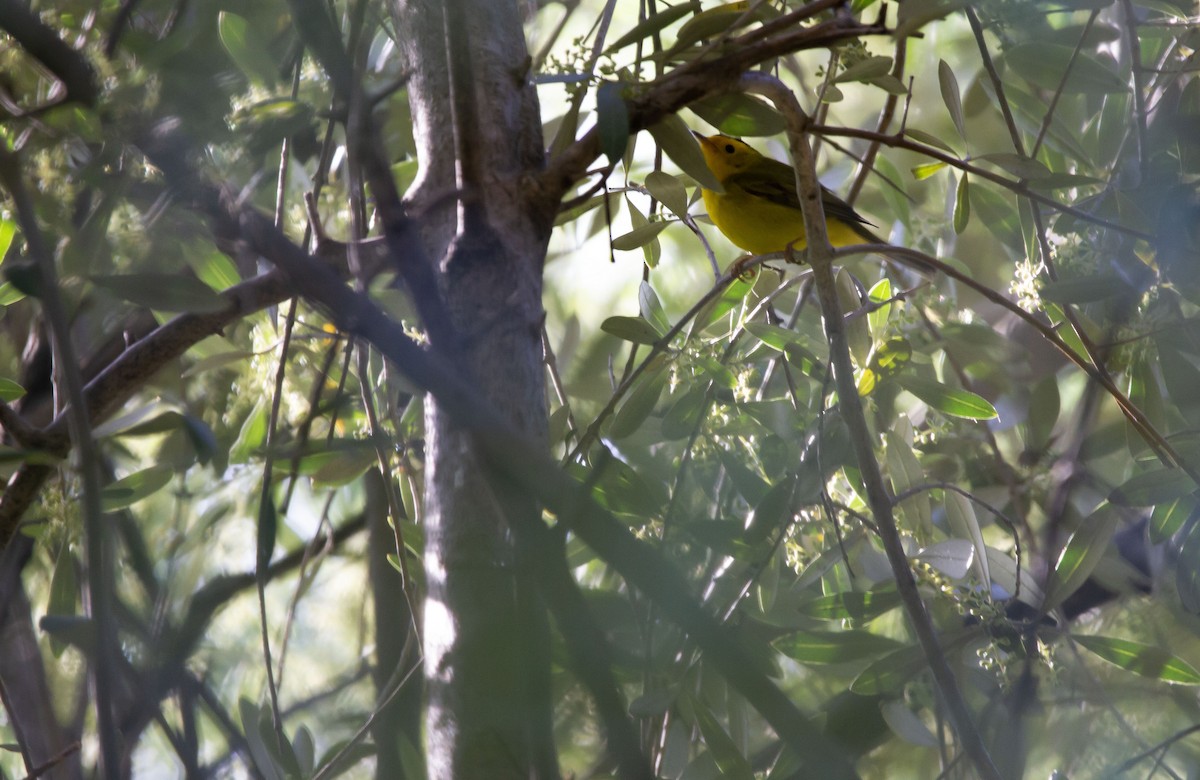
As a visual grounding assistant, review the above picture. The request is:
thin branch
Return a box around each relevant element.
[738,71,1002,780]
[0,146,120,779]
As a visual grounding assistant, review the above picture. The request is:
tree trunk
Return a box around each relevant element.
[390,0,557,777]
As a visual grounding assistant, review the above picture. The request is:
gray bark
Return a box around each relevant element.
[390,0,557,777]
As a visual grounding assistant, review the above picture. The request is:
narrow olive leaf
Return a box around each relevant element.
[867,278,892,337]
[1004,43,1128,94]
[954,172,970,234]
[609,367,668,439]
[0,218,15,261]
[604,0,701,54]
[100,465,174,512]
[976,152,1051,180]
[1110,468,1197,506]
[601,315,663,344]
[716,448,770,505]
[886,427,932,538]
[1074,635,1200,685]
[685,692,755,780]
[611,220,671,251]
[944,491,990,585]
[218,12,277,86]
[869,75,909,96]
[0,377,25,403]
[1043,506,1120,611]
[938,60,966,140]
[671,1,767,52]
[92,273,227,313]
[662,386,707,439]
[695,355,737,390]
[689,93,785,137]
[895,375,998,420]
[833,56,894,84]
[904,128,957,154]
[650,115,724,192]
[639,280,671,334]
[1150,496,1196,543]
[645,171,689,218]
[312,447,378,487]
[797,589,902,622]
[835,268,871,366]
[774,629,905,664]
[1040,274,1130,304]
[911,161,947,180]
[1176,517,1200,613]
[1025,172,1105,190]
[986,547,1044,607]
[915,539,975,579]
[596,81,631,164]
[689,273,752,336]
[744,322,806,352]
[881,700,938,747]
[0,281,26,305]
[851,627,977,694]
[745,476,796,544]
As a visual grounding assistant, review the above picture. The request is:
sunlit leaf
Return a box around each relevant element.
[774,629,905,664]
[100,465,174,512]
[895,375,998,420]
[938,60,965,140]
[1075,635,1200,685]
[1043,505,1120,611]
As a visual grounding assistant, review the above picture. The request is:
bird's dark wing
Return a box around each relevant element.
[726,158,875,235]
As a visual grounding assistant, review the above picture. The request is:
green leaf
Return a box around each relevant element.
[601,315,663,344]
[1150,496,1196,543]
[796,588,902,622]
[683,691,755,780]
[881,700,938,747]
[944,491,990,585]
[904,128,957,154]
[0,218,15,261]
[953,172,970,234]
[670,1,771,53]
[938,60,965,140]
[650,115,724,192]
[0,281,26,306]
[976,152,1051,180]
[0,377,25,403]
[644,171,689,218]
[915,539,976,580]
[911,161,947,181]
[100,465,174,511]
[218,12,278,86]
[745,476,796,543]
[834,56,893,84]
[1110,468,1197,507]
[611,220,671,251]
[92,273,227,313]
[1075,635,1200,685]
[851,627,977,694]
[596,81,631,164]
[604,0,701,53]
[886,424,931,537]
[689,93,785,137]
[774,629,905,664]
[609,366,667,439]
[639,280,670,334]
[895,375,998,420]
[867,278,892,336]
[46,543,78,657]
[1004,43,1128,94]
[1043,506,1120,611]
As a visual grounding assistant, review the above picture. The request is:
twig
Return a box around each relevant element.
[0,145,121,779]
[739,70,1003,780]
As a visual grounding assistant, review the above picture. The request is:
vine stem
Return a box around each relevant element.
[739,71,1003,780]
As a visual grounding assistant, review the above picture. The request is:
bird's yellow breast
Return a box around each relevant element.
[701,183,863,255]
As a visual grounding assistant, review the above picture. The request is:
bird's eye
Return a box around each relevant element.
[724,144,735,154]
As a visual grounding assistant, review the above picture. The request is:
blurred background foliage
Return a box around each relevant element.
[2,0,1200,778]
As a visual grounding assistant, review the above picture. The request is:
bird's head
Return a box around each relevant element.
[692,132,762,181]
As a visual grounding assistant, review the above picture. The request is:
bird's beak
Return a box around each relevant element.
[691,130,711,150]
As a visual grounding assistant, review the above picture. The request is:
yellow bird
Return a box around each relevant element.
[692,132,932,273]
